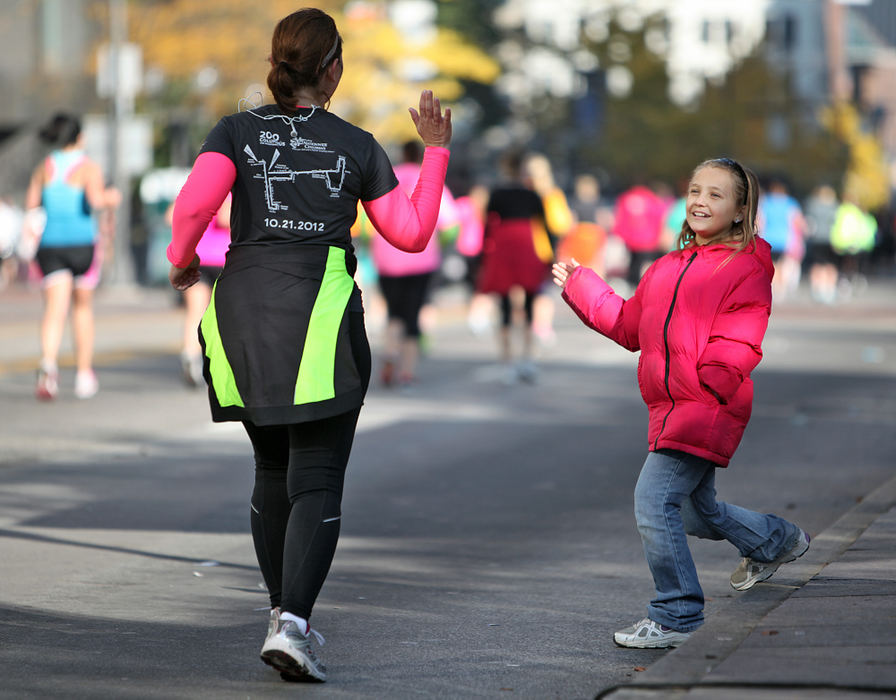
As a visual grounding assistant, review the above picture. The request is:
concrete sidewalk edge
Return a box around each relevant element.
[595,472,896,699]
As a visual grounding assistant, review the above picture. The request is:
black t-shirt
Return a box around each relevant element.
[487,186,545,221]
[200,104,398,252]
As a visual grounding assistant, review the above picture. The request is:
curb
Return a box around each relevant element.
[596,472,896,699]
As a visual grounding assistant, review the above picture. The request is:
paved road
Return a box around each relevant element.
[0,279,894,698]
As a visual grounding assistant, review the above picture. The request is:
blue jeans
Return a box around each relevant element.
[634,449,799,632]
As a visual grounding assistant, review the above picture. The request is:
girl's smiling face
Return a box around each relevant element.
[686,166,746,245]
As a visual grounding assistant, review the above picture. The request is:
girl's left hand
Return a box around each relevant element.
[552,259,581,289]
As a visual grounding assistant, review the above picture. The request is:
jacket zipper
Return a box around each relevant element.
[654,250,699,450]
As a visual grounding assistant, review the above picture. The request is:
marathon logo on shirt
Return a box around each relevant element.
[259,130,286,147]
[291,136,331,153]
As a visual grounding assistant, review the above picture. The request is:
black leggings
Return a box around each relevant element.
[499,290,535,328]
[244,408,362,620]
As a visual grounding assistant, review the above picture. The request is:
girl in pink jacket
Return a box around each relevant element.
[553,157,809,649]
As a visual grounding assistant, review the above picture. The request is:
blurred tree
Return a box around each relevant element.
[697,51,848,198]
[435,0,508,133]
[578,11,848,196]
[436,0,504,49]
[337,4,499,147]
[125,0,498,165]
[579,12,685,187]
[821,101,889,211]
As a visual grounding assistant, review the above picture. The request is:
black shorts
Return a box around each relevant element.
[804,241,835,266]
[36,244,96,279]
[199,265,223,287]
[378,272,433,338]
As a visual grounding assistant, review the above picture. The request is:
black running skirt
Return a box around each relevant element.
[198,244,370,425]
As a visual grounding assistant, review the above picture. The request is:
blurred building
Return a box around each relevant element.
[665,1,770,106]
[4,0,896,200]
[0,0,102,199]
[827,0,896,155]
[492,0,896,171]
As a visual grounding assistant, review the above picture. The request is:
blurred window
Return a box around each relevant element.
[766,14,797,52]
[40,0,87,76]
[41,0,65,72]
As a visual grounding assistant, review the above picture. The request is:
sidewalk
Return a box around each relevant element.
[599,473,896,699]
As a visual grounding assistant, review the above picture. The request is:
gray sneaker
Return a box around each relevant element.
[730,529,810,591]
[260,618,327,682]
[261,607,280,649]
[613,617,691,649]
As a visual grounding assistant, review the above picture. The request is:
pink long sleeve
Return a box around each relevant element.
[167,152,237,267]
[362,146,449,252]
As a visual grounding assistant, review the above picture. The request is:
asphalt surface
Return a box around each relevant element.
[0,273,894,699]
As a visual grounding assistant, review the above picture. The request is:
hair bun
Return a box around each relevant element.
[38,113,81,147]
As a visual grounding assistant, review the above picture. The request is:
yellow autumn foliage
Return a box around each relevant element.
[124,0,498,146]
[821,101,889,210]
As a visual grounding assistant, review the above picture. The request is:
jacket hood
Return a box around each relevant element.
[752,236,775,280]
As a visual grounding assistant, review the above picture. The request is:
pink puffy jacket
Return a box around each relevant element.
[562,238,774,466]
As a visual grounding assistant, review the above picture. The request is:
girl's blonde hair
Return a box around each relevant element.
[676,157,760,257]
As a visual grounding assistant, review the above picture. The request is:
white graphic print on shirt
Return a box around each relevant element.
[246,107,351,212]
[244,146,347,211]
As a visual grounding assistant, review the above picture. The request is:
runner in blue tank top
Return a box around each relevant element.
[25,113,120,399]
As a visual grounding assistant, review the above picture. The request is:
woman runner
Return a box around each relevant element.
[167,8,451,682]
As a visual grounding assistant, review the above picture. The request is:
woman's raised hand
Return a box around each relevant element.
[409,90,452,148]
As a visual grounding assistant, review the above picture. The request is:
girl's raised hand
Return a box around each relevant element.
[552,259,581,289]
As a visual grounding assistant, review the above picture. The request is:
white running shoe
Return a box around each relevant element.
[730,529,810,591]
[74,370,99,399]
[261,607,280,649]
[36,363,58,400]
[614,618,691,649]
[260,617,327,682]
[180,351,203,388]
